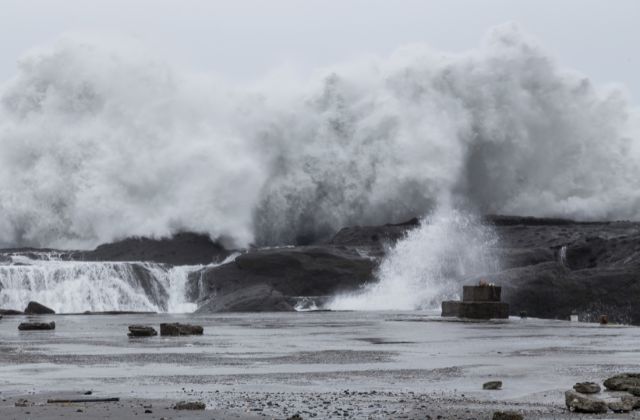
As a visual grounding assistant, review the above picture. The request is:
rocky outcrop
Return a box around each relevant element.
[79,232,231,265]
[24,301,55,314]
[190,246,376,313]
[0,309,23,315]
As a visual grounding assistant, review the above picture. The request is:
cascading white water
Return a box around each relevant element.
[0,254,204,313]
[328,207,500,310]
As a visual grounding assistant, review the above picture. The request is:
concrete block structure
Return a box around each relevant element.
[442,284,509,320]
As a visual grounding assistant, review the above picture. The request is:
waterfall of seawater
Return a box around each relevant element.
[0,254,204,313]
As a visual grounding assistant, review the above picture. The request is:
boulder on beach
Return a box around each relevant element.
[573,382,601,394]
[160,323,203,336]
[18,321,55,331]
[564,390,608,413]
[604,373,640,391]
[127,325,157,337]
[24,301,55,314]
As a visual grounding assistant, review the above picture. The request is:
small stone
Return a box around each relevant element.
[15,399,32,407]
[144,409,152,413]
[573,382,601,394]
[483,381,502,390]
[287,415,303,420]
[18,321,55,331]
[492,411,523,420]
[565,390,608,413]
[174,401,205,410]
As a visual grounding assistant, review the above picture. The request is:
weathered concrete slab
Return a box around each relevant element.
[458,302,509,319]
[441,301,461,317]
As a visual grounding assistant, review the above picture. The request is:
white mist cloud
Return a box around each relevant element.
[0,25,638,248]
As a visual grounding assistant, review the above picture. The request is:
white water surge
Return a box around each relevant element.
[0,254,204,313]
[329,208,500,310]
[0,25,639,250]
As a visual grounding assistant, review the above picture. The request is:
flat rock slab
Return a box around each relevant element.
[127,325,157,337]
[604,373,640,391]
[160,323,203,336]
[24,301,55,314]
[18,321,55,331]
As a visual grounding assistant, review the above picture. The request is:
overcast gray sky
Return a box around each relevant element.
[1,0,638,103]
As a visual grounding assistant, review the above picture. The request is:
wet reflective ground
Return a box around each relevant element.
[1,312,639,417]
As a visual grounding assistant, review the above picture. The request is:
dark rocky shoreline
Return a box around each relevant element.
[2,214,640,324]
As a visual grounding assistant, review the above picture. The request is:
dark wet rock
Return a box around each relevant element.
[160,323,203,336]
[604,373,640,391]
[196,284,294,312]
[79,232,231,265]
[483,381,502,390]
[18,321,55,331]
[174,401,205,410]
[0,308,24,315]
[608,398,635,413]
[491,262,640,325]
[628,387,640,397]
[81,311,157,315]
[492,411,523,420]
[127,325,157,337]
[328,218,419,250]
[622,395,640,409]
[24,301,55,314]
[573,382,601,394]
[191,246,375,313]
[564,390,608,413]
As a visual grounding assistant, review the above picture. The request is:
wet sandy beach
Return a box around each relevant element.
[1,311,640,419]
